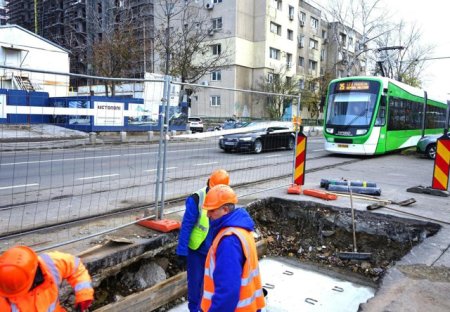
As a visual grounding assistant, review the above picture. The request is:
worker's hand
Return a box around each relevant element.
[75,299,93,312]
[176,255,187,269]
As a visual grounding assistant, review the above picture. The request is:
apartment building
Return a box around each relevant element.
[0,0,8,25]
[8,0,154,85]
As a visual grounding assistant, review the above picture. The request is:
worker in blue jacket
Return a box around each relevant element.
[176,169,230,312]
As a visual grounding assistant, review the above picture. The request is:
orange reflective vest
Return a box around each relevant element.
[0,251,94,312]
[201,227,265,312]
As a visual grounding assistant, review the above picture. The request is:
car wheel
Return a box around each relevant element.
[426,143,437,159]
[287,137,295,150]
[224,149,232,153]
[253,139,263,154]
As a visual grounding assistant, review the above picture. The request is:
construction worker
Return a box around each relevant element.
[176,169,230,312]
[201,184,265,312]
[0,245,94,312]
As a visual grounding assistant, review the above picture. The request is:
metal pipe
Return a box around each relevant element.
[159,75,172,219]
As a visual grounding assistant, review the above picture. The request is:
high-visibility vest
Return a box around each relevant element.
[201,227,265,312]
[188,187,209,250]
[0,251,93,312]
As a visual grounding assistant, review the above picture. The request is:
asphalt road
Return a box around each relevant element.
[0,136,352,235]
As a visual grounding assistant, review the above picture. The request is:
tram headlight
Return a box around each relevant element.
[356,129,367,135]
[326,128,334,134]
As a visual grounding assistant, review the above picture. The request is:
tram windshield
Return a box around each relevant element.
[325,80,380,127]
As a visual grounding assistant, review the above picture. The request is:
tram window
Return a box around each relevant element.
[375,95,386,126]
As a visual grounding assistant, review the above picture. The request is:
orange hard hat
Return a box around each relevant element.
[209,169,230,188]
[0,246,39,297]
[203,184,238,210]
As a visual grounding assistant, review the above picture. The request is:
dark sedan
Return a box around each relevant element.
[218,123,295,153]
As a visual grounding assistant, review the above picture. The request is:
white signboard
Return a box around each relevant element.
[94,101,124,126]
[0,94,5,119]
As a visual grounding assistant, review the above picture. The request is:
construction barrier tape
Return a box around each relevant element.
[294,133,307,186]
[432,135,450,191]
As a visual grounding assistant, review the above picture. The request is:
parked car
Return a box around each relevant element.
[188,117,204,133]
[218,122,295,153]
[417,134,440,159]
[213,120,250,131]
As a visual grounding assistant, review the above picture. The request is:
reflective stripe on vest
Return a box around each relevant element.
[74,281,93,292]
[188,187,209,250]
[202,226,265,311]
[39,254,61,312]
[10,303,19,312]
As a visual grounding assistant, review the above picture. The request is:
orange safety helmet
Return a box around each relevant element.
[0,246,39,298]
[203,184,238,210]
[208,169,230,188]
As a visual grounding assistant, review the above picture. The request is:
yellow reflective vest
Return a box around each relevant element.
[188,187,209,250]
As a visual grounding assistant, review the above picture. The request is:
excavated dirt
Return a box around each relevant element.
[82,197,441,310]
[247,198,441,283]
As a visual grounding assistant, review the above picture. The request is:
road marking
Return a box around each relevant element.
[193,162,219,166]
[264,154,282,158]
[0,183,39,190]
[145,167,177,172]
[77,174,120,181]
[1,155,122,166]
[236,157,254,162]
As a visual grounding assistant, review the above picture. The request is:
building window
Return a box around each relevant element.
[299,79,305,90]
[309,60,317,71]
[288,5,294,20]
[268,73,280,83]
[210,96,221,106]
[310,17,319,30]
[309,38,318,50]
[287,29,293,40]
[211,44,222,55]
[322,30,327,39]
[298,35,305,48]
[320,48,325,61]
[270,22,281,35]
[273,0,282,10]
[286,53,292,68]
[299,11,306,22]
[269,47,280,60]
[298,56,304,67]
[213,0,222,3]
[286,76,292,85]
[211,17,222,30]
[349,36,354,47]
[211,70,221,81]
[340,33,347,45]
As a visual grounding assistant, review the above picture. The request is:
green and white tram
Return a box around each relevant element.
[323,76,448,155]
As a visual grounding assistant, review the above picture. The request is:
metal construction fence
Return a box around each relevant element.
[0,66,313,248]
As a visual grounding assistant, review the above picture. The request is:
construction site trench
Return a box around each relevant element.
[68,197,440,311]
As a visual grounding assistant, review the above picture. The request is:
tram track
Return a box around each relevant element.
[0,155,366,241]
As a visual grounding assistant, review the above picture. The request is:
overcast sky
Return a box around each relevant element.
[309,0,450,98]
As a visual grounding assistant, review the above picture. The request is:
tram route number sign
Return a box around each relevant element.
[337,81,370,91]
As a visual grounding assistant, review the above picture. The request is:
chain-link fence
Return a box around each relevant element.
[0,65,305,247]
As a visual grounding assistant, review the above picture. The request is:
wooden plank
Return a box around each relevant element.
[94,272,187,312]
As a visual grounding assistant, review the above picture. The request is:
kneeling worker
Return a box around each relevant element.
[201,184,265,312]
[0,245,94,312]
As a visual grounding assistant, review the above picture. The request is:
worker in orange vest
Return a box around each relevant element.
[200,185,265,312]
[177,169,230,312]
[0,245,94,312]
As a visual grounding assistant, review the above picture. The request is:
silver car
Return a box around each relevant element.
[417,134,440,159]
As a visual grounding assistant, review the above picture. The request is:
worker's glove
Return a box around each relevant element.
[176,255,187,269]
[75,299,93,312]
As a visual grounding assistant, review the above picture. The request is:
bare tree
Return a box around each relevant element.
[90,3,143,96]
[373,21,434,87]
[324,0,392,76]
[257,67,300,120]
[153,0,230,83]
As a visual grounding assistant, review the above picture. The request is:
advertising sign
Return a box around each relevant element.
[94,101,124,126]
